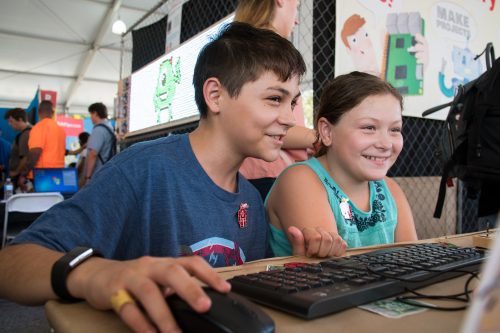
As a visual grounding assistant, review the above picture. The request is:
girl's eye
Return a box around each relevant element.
[362,125,376,131]
[291,99,298,110]
[391,127,402,133]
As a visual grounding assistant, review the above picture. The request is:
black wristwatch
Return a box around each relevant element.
[51,247,101,302]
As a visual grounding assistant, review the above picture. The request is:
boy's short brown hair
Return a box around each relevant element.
[193,22,306,117]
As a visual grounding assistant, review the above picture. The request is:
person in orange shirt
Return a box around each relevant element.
[18,100,66,190]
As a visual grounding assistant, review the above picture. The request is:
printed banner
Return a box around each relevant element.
[335,0,499,119]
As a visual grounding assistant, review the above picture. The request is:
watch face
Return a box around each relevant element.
[68,248,95,267]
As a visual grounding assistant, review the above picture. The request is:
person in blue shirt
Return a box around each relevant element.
[0,22,325,333]
[0,135,12,181]
[266,71,418,257]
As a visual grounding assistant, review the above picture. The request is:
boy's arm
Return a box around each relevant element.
[0,244,61,304]
[266,165,346,257]
[385,177,418,242]
[0,243,230,333]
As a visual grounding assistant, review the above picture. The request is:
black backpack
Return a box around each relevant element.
[94,123,117,164]
[422,43,500,218]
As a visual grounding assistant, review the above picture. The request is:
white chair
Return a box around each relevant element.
[2,192,64,248]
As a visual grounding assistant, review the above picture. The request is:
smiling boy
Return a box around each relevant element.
[0,22,307,332]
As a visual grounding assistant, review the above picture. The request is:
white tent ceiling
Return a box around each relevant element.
[0,0,166,115]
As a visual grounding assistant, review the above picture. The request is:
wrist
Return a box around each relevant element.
[66,256,104,301]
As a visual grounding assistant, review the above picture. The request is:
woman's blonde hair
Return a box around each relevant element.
[234,0,276,30]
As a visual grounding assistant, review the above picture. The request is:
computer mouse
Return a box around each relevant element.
[166,287,275,333]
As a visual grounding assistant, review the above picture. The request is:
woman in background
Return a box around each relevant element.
[266,72,418,257]
[235,0,318,199]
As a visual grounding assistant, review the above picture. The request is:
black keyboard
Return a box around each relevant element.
[228,243,486,319]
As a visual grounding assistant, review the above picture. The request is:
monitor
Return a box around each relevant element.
[128,14,234,135]
[33,168,79,195]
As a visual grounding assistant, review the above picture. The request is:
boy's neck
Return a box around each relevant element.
[189,126,242,193]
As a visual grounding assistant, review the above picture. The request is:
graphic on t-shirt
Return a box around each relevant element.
[188,237,246,267]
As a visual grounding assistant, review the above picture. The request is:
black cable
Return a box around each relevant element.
[364,260,481,311]
[365,260,479,282]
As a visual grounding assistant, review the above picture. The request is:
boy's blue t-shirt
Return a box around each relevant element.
[13,134,269,267]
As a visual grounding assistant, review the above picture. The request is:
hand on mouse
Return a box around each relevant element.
[287,226,347,258]
[67,255,231,333]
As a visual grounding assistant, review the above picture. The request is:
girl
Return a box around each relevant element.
[266,71,418,257]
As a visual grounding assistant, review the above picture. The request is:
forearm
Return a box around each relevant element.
[23,149,42,175]
[0,244,62,305]
[67,146,84,156]
[282,125,317,150]
[15,156,28,175]
[85,150,98,179]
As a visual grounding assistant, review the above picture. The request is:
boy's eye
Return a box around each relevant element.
[391,127,402,133]
[268,96,282,103]
[362,125,376,131]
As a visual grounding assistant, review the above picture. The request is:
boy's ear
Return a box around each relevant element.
[276,0,285,8]
[317,117,334,147]
[203,77,223,114]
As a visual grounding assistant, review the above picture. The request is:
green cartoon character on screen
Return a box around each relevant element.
[153,56,181,123]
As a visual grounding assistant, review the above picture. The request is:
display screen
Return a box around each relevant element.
[128,14,234,134]
[33,168,79,194]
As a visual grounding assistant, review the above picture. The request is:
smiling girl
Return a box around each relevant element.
[266,71,418,257]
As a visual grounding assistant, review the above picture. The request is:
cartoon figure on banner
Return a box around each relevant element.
[341,14,381,77]
[153,56,181,123]
[438,46,483,98]
[383,12,428,96]
[340,12,429,96]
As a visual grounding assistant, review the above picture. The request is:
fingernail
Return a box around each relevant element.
[196,295,211,309]
[221,280,231,290]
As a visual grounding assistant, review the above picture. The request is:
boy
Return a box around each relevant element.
[0,22,309,333]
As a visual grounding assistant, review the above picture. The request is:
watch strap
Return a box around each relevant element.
[51,247,101,302]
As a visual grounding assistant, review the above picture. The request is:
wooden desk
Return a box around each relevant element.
[44,232,488,333]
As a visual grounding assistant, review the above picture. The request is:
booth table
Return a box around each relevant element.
[45,232,489,333]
